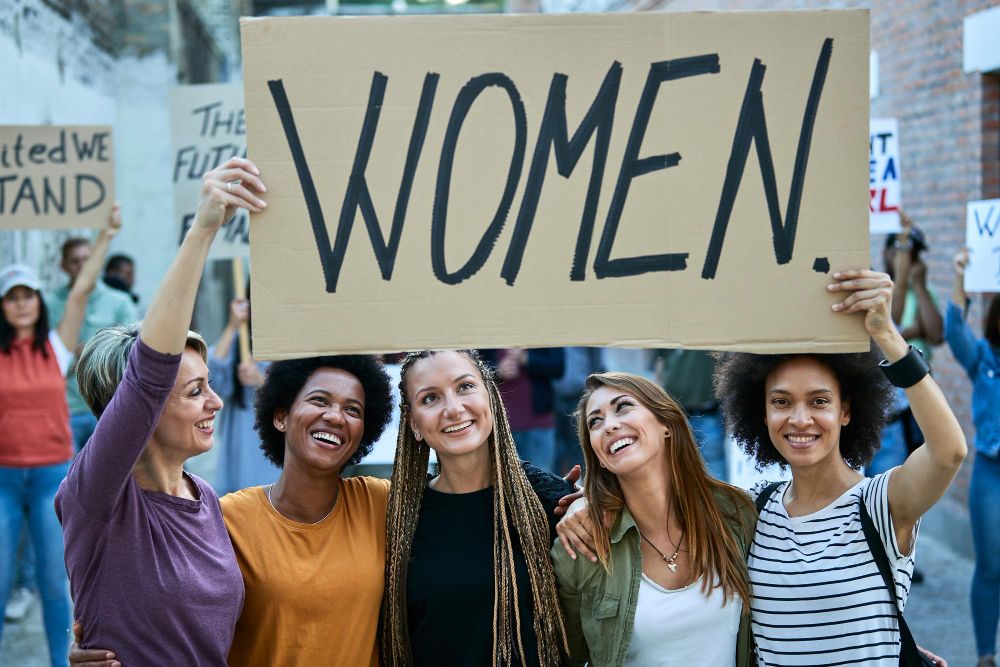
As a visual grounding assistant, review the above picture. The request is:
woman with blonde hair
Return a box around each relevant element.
[551,371,756,666]
[381,349,574,666]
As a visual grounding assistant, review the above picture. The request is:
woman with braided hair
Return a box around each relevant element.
[382,349,574,666]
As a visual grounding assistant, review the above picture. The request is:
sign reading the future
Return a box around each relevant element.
[0,125,114,229]
[965,199,1000,293]
[170,84,249,259]
[869,118,901,234]
[241,11,870,358]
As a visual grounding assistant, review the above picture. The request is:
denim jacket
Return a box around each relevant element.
[945,300,1000,457]
[551,490,756,667]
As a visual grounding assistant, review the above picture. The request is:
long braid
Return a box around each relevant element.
[381,351,568,666]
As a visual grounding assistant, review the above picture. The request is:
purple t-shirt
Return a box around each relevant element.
[55,338,244,666]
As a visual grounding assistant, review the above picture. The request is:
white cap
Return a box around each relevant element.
[0,265,42,298]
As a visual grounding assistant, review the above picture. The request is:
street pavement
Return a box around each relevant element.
[0,533,981,665]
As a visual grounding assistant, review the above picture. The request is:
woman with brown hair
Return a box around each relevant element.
[551,371,756,666]
[381,349,573,666]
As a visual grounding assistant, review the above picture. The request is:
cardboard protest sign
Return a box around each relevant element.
[869,118,901,234]
[169,83,248,259]
[0,125,114,229]
[965,199,1000,293]
[241,12,871,359]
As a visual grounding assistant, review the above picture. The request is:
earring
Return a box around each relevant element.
[413,431,422,441]
[277,422,285,432]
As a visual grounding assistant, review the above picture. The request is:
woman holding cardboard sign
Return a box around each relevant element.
[713,268,965,665]
[55,158,265,666]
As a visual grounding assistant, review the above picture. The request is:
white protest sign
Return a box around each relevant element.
[965,198,1000,293]
[170,83,248,259]
[870,118,901,234]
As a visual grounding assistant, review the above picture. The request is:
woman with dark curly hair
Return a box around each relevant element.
[715,269,966,666]
[220,353,393,666]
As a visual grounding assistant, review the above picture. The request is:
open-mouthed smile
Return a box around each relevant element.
[311,431,344,447]
[194,419,214,432]
[442,420,473,434]
[785,433,820,449]
[608,435,636,455]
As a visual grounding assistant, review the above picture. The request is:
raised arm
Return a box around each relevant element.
[830,269,967,550]
[55,205,121,349]
[910,259,944,345]
[945,249,983,377]
[142,158,265,353]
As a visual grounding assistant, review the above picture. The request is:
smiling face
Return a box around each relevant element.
[764,356,851,470]
[275,367,366,473]
[152,348,223,459]
[2,286,40,335]
[405,351,494,461]
[585,386,670,478]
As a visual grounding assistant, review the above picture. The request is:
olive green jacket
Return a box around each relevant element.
[551,490,757,667]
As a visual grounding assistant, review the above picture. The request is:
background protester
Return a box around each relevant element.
[715,268,966,665]
[497,347,565,473]
[947,249,1000,667]
[48,236,140,452]
[655,349,727,481]
[871,213,944,476]
[552,347,604,474]
[55,159,265,665]
[208,296,277,494]
[552,372,756,667]
[102,254,140,307]
[0,206,120,667]
[382,350,573,666]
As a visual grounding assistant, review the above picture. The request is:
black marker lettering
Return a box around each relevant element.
[701,38,833,280]
[594,55,721,278]
[500,62,622,285]
[432,73,527,285]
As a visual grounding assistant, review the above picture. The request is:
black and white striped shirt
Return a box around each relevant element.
[748,471,917,666]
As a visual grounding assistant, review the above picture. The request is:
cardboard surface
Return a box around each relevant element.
[241,12,871,359]
[0,125,114,229]
[869,117,901,234]
[169,84,249,259]
[965,198,1000,293]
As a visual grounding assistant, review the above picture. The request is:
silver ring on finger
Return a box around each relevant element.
[227,179,242,193]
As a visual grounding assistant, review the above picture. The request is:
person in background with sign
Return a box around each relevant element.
[871,214,944,479]
[54,158,266,666]
[208,295,278,494]
[550,371,757,666]
[713,268,964,665]
[48,232,140,452]
[947,249,1000,667]
[382,350,575,666]
[0,206,119,667]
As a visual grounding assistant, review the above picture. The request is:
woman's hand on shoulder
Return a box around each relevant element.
[192,157,267,236]
[68,620,119,667]
[556,497,598,563]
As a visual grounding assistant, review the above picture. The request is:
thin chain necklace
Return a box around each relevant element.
[266,483,337,525]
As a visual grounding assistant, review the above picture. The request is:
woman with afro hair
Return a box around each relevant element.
[714,268,966,666]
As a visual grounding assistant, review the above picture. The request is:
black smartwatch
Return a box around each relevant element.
[878,345,929,388]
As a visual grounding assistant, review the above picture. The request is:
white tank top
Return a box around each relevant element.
[625,574,742,666]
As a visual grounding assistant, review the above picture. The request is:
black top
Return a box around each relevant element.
[407,463,574,666]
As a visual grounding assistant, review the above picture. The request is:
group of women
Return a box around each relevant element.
[55,156,979,666]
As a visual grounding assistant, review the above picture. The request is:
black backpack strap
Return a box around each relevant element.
[754,481,784,515]
[857,497,928,667]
